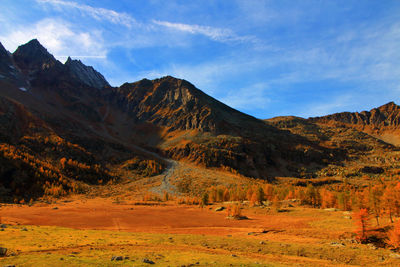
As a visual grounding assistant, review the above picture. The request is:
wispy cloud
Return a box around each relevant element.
[153,20,258,44]
[297,95,354,118]
[0,18,107,61]
[36,0,137,28]
[220,82,271,111]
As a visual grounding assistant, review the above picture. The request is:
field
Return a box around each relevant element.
[1,197,400,266]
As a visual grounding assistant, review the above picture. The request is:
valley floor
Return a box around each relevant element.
[1,198,400,266]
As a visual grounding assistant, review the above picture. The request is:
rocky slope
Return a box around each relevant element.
[108,76,344,179]
[310,102,400,128]
[65,57,109,89]
[0,40,164,201]
[310,102,400,145]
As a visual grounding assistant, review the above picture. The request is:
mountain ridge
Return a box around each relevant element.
[0,38,398,202]
[309,102,400,146]
[310,102,400,128]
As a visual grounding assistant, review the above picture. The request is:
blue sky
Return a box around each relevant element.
[1,0,400,119]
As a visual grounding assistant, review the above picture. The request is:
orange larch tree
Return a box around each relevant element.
[353,208,370,243]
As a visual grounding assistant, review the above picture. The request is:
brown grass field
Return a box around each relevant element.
[1,197,400,266]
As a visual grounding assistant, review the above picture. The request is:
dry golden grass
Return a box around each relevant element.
[1,199,400,266]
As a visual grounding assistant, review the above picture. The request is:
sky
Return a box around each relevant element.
[1,0,400,119]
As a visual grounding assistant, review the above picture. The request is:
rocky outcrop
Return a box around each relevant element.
[65,57,109,89]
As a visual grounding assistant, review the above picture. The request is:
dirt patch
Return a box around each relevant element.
[0,198,312,237]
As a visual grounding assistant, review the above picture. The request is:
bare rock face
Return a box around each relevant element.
[113,76,265,134]
[65,57,110,89]
[13,39,61,74]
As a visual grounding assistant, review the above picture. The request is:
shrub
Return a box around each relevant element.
[227,203,243,219]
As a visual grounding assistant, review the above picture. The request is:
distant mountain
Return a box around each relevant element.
[65,57,109,89]
[310,102,400,145]
[13,39,61,74]
[310,102,400,128]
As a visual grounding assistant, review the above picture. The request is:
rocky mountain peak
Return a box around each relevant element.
[12,39,60,73]
[0,41,29,87]
[377,101,399,114]
[115,75,265,134]
[65,57,110,89]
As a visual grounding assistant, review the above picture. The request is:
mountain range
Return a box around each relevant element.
[0,39,399,201]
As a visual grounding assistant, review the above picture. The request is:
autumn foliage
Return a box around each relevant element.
[226,203,243,219]
[387,221,400,249]
[353,208,370,243]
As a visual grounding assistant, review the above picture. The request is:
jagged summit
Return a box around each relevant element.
[376,101,399,113]
[65,57,110,89]
[13,39,60,73]
[7,39,109,90]
[115,75,264,133]
[0,41,29,87]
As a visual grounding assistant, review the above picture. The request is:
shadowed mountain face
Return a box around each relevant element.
[0,39,397,201]
[65,57,110,89]
[13,39,60,74]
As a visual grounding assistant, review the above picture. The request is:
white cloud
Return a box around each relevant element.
[36,0,137,28]
[153,20,258,44]
[220,82,271,111]
[0,18,107,61]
